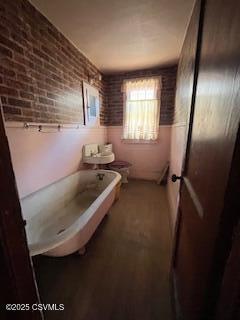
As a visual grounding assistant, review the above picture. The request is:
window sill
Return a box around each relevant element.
[121,139,159,144]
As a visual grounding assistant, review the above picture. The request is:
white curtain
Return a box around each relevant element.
[123,77,161,141]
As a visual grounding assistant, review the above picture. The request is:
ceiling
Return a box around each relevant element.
[30,0,194,73]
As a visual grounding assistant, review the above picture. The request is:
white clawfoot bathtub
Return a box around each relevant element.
[20,170,121,257]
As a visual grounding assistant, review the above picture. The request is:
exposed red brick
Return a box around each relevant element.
[38,96,54,106]
[17,74,33,84]
[0,0,175,126]
[0,34,24,54]
[1,58,26,74]
[105,65,177,126]
[0,24,9,36]
[0,0,106,124]
[3,105,22,115]
[0,45,12,58]
[4,78,28,91]
[0,85,18,96]
[8,97,31,109]
[33,47,50,62]
[20,91,34,100]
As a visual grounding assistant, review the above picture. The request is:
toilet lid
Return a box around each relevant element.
[109,160,132,169]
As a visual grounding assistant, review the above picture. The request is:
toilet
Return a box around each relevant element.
[108,160,132,183]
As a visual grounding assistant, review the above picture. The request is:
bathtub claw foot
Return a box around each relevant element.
[78,246,86,255]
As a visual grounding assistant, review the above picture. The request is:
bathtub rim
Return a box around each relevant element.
[22,169,121,256]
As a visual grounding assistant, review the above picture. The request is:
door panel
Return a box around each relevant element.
[174,0,201,126]
[216,221,240,320]
[174,0,240,319]
[215,124,240,319]
[171,0,202,267]
[176,184,213,318]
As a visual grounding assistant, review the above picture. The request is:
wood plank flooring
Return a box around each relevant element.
[33,180,173,320]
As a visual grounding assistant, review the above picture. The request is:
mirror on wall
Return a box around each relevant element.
[83,82,100,127]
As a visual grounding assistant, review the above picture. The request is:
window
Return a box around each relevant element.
[123,77,161,141]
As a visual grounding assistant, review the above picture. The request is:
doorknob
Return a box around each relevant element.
[171,174,183,182]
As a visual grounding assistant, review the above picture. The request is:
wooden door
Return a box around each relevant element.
[0,105,42,319]
[173,0,240,319]
[216,221,240,320]
[215,125,240,320]
[171,0,203,267]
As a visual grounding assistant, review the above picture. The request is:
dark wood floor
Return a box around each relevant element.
[33,180,173,320]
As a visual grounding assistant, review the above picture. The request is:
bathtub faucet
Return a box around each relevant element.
[96,173,105,181]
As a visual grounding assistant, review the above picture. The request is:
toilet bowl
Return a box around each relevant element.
[108,161,132,183]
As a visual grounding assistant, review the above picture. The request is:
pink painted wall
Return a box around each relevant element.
[167,124,187,231]
[107,126,171,181]
[6,122,172,200]
[6,125,107,198]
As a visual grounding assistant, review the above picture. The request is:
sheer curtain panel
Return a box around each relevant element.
[123,77,161,141]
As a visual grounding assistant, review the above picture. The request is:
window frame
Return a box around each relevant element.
[122,76,162,143]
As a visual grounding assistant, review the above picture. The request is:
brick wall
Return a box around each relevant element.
[104,65,177,126]
[0,0,176,127]
[0,0,107,124]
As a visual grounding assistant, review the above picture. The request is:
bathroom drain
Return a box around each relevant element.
[57,228,65,235]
